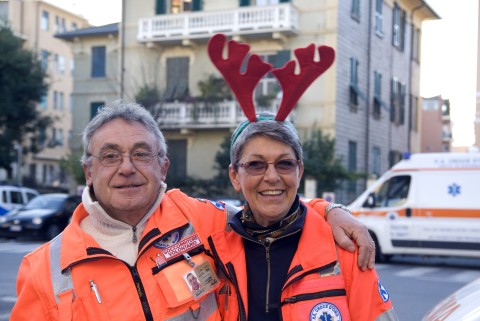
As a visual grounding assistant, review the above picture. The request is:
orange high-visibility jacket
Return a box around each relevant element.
[209,200,398,321]
[11,189,229,321]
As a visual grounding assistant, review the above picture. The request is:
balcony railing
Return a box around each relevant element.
[137,4,298,43]
[154,100,285,129]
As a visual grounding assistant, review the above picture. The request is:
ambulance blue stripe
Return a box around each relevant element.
[392,239,480,250]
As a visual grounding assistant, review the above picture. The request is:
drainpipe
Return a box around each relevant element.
[120,0,126,99]
[408,2,425,154]
[364,0,373,191]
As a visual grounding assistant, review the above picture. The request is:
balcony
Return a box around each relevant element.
[137,4,298,44]
[154,100,288,129]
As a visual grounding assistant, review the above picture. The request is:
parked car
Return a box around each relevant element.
[216,198,243,207]
[0,185,39,216]
[0,193,81,240]
[422,276,480,321]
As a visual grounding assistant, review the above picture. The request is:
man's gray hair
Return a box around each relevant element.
[81,100,167,166]
[230,112,303,171]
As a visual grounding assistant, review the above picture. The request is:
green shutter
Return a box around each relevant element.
[90,102,104,120]
[239,0,250,7]
[279,0,290,3]
[274,50,291,68]
[192,0,202,11]
[155,0,166,14]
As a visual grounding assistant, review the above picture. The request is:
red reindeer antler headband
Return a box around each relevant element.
[207,33,335,122]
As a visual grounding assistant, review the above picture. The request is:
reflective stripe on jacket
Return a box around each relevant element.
[209,200,399,321]
[11,189,228,321]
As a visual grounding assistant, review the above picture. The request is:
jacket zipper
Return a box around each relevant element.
[264,238,272,313]
[130,264,154,321]
[207,236,247,321]
[282,289,347,305]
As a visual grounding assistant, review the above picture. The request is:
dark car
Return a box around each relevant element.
[0,193,81,240]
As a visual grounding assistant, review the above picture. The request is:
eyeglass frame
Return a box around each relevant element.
[237,159,301,176]
[88,150,162,167]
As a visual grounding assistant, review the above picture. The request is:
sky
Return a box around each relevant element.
[45,0,479,147]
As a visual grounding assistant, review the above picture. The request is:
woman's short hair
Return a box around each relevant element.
[230,112,303,171]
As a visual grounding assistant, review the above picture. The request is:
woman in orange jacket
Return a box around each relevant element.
[206,34,399,321]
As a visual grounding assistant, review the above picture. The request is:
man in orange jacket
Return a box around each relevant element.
[11,101,375,321]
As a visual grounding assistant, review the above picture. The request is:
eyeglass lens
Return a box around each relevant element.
[241,159,299,175]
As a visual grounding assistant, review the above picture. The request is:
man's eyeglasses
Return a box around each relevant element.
[238,159,300,176]
[89,151,161,167]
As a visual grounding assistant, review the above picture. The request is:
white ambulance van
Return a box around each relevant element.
[348,152,480,262]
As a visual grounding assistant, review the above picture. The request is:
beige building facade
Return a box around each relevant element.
[1,0,88,191]
[62,0,438,203]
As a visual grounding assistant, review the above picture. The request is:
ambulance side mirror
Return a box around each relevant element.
[364,193,376,208]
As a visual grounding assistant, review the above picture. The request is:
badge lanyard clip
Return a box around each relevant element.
[183,253,196,267]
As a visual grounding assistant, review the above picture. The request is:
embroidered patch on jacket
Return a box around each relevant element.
[208,200,226,210]
[154,230,181,249]
[161,234,202,260]
[378,280,390,302]
[310,302,342,321]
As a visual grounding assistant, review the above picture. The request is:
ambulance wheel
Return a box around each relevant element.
[370,233,391,263]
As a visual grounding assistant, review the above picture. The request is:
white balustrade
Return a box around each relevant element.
[138,4,298,42]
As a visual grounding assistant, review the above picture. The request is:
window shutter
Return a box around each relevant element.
[400,10,406,51]
[390,79,396,122]
[239,0,250,7]
[90,102,104,120]
[274,50,291,68]
[279,0,290,3]
[192,0,202,11]
[155,0,166,14]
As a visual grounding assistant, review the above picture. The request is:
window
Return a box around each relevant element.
[369,175,410,208]
[255,51,290,105]
[59,92,64,110]
[165,57,189,101]
[57,129,64,146]
[53,54,59,74]
[41,10,49,31]
[70,59,75,76]
[10,191,22,205]
[40,95,48,110]
[348,141,357,194]
[53,91,58,110]
[38,128,47,146]
[349,57,359,107]
[91,46,106,78]
[51,128,57,147]
[390,78,406,125]
[0,2,8,21]
[372,146,381,177]
[59,55,65,74]
[392,3,406,50]
[156,0,202,14]
[167,140,187,180]
[412,27,421,61]
[90,102,104,120]
[388,150,402,168]
[351,0,360,21]
[40,50,49,70]
[373,71,382,116]
[375,0,383,35]
[60,17,66,32]
[71,22,78,31]
[54,15,59,33]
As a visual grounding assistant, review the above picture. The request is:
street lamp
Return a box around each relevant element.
[13,143,22,186]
